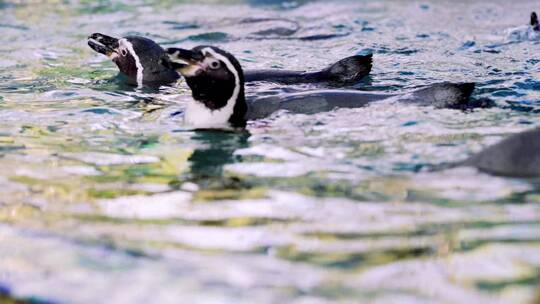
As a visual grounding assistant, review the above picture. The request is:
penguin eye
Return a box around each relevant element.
[209,60,221,70]
[120,49,128,57]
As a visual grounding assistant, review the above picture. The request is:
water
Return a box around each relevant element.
[1,0,540,303]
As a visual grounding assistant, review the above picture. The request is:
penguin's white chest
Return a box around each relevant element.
[184,100,235,129]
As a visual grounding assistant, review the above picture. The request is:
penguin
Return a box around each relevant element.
[88,33,180,88]
[459,127,540,178]
[505,12,540,42]
[164,46,248,129]
[164,45,477,129]
[87,33,372,88]
[532,12,540,31]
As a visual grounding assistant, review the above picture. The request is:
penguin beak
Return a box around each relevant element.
[87,33,119,58]
[165,48,204,77]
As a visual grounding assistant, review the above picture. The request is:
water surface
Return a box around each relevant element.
[1,0,540,303]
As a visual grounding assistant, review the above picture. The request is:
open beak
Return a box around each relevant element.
[165,48,204,76]
[87,33,119,57]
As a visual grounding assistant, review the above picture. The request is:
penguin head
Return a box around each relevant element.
[88,33,178,87]
[165,46,247,128]
[531,12,539,31]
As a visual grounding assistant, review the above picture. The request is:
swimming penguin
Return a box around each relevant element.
[164,45,477,129]
[533,12,540,31]
[459,127,540,177]
[87,33,372,88]
[505,12,540,42]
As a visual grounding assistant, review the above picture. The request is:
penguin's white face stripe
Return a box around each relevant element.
[184,47,241,128]
[119,38,144,88]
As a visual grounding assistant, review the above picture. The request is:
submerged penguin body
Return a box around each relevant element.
[243,54,372,84]
[245,82,476,120]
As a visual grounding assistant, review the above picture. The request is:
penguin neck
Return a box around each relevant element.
[185,86,247,129]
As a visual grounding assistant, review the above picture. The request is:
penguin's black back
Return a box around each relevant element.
[465,128,540,177]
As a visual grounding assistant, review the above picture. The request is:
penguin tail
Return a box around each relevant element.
[321,54,372,83]
[531,12,539,30]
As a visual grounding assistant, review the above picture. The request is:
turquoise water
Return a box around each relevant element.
[1,0,540,303]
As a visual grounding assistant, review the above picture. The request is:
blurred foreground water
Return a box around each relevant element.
[1,0,540,303]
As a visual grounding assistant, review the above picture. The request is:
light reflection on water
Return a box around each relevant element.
[1,0,540,303]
